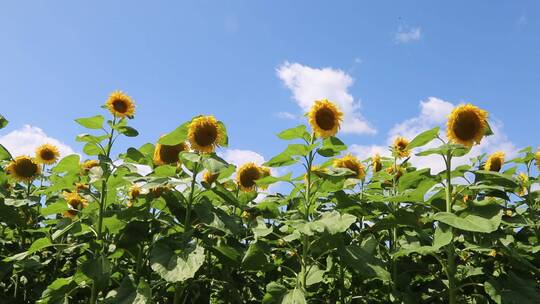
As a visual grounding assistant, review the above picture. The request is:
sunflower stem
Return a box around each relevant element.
[301,133,315,293]
[444,150,457,304]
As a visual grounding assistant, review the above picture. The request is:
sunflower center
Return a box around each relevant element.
[453,111,481,141]
[397,142,407,151]
[240,167,261,188]
[489,159,502,172]
[14,159,39,178]
[194,124,218,147]
[40,149,56,161]
[68,199,84,210]
[315,108,336,131]
[112,99,128,114]
[159,144,185,164]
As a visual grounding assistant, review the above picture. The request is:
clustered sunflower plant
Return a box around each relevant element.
[0,95,539,304]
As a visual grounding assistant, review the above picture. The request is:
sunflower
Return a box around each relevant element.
[202,171,219,185]
[485,151,505,172]
[393,137,410,158]
[63,192,88,218]
[372,154,382,172]
[153,141,188,165]
[536,148,540,171]
[75,183,89,192]
[129,185,142,199]
[105,91,135,118]
[446,104,488,147]
[333,154,365,180]
[308,99,343,138]
[258,166,271,190]
[149,186,169,198]
[236,162,262,192]
[188,115,223,153]
[517,172,528,196]
[386,165,404,181]
[35,144,60,165]
[81,160,100,172]
[6,156,41,183]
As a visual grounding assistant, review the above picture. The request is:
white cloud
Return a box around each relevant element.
[219,149,266,167]
[349,97,518,174]
[395,26,422,44]
[0,125,75,158]
[276,112,298,120]
[276,62,376,135]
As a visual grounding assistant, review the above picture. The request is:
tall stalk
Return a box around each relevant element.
[301,134,315,292]
[444,150,457,304]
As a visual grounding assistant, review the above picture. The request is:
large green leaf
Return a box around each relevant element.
[408,127,439,149]
[0,144,12,160]
[105,276,151,304]
[282,289,306,304]
[277,125,309,141]
[150,243,205,283]
[433,204,502,233]
[75,115,104,129]
[158,122,189,145]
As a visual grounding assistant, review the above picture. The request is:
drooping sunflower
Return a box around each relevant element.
[333,154,366,180]
[393,137,410,158]
[236,162,262,192]
[81,160,100,172]
[6,156,41,183]
[446,103,488,147]
[308,99,343,138]
[485,151,505,172]
[202,170,219,185]
[153,141,188,165]
[35,144,60,165]
[188,115,223,153]
[105,91,135,118]
[372,153,382,172]
[63,192,88,218]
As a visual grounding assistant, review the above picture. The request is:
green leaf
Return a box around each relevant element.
[158,123,189,145]
[282,289,306,304]
[0,114,8,129]
[105,276,151,304]
[75,115,105,129]
[150,243,205,283]
[484,279,502,304]
[277,125,309,141]
[242,241,269,270]
[262,282,288,304]
[256,173,292,187]
[83,142,102,156]
[0,144,12,160]
[433,223,452,249]
[408,127,440,149]
[53,154,81,174]
[253,217,273,240]
[433,204,502,233]
[41,201,69,217]
[264,152,297,168]
[28,237,53,254]
[316,211,356,235]
[317,136,347,157]
[81,255,111,289]
[117,126,139,137]
[305,265,325,286]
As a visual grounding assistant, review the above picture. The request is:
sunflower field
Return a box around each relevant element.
[0,93,539,304]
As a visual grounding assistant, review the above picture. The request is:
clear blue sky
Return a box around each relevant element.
[0,1,538,160]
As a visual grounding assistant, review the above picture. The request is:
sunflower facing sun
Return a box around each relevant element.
[236,162,263,192]
[153,141,188,166]
[6,156,41,183]
[35,144,60,165]
[485,151,505,172]
[333,154,366,180]
[393,137,410,158]
[446,104,488,147]
[105,91,135,118]
[308,99,343,138]
[188,115,223,153]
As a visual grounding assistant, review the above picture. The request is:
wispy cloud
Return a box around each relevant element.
[276,62,376,135]
[395,26,422,44]
[276,112,298,120]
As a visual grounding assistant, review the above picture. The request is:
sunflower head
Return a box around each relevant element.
[153,141,188,166]
[236,162,262,192]
[485,151,505,172]
[517,172,529,196]
[372,154,382,172]
[386,165,404,181]
[446,104,488,147]
[35,144,60,165]
[75,183,89,192]
[63,192,88,218]
[149,186,169,198]
[308,99,343,138]
[202,171,219,186]
[6,156,41,183]
[105,91,135,118]
[333,154,366,180]
[129,185,142,199]
[392,137,410,158]
[188,115,223,153]
[535,148,540,171]
[81,160,100,172]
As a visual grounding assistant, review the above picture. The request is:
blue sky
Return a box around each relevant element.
[0,1,538,169]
